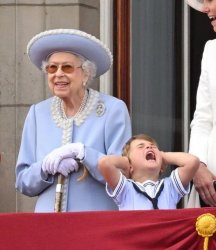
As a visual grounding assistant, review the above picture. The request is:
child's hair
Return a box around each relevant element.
[122,134,158,157]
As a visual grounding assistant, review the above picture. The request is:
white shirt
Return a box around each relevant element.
[106,169,190,210]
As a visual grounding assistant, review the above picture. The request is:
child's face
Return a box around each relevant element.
[128,139,163,175]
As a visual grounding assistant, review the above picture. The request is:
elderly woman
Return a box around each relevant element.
[15,29,132,212]
[186,0,216,207]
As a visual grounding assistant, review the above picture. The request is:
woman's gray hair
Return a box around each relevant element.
[41,52,97,86]
[78,55,97,85]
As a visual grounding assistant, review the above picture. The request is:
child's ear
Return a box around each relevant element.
[160,164,166,174]
[129,165,134,176]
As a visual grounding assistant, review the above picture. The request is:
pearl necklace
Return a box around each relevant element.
[60,89,88,120]
[51,88,99,145]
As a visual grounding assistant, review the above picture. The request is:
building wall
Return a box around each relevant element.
[0,0,100,212]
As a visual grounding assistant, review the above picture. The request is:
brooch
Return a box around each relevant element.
[96,101,106,117]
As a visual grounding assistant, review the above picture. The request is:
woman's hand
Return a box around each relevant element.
[42,157,79,176]
[193,162,216,206]
[41,143,84,175]
[57,158,79,176]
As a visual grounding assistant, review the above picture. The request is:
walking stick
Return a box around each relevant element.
[54,160,87,212]
[54,174,65,212]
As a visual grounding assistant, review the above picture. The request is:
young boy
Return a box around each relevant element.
[98,134,199,210]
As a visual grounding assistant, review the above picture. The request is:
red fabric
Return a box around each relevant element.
[0,208,216,250]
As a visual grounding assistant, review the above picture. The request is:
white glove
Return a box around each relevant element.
[42,157,79,176]
[42,143,84,175]
[57,158,79,177]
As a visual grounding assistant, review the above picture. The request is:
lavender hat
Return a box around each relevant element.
[27,29,113,78]
[186,0,204,12]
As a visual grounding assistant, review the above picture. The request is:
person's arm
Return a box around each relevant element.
[16,105,54,197]
[161,152,199,188]
[98,156,131,190]
[189,41,212,165]
[189,40,216,206]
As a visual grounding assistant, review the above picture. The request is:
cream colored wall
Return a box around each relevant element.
[0,0,100,212]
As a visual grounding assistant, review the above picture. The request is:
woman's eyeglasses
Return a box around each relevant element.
[45,64,82,74]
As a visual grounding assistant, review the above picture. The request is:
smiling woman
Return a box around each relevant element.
[15,29,132,212]
[44,52,89,109]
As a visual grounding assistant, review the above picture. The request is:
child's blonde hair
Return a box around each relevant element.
[122,134,159,158]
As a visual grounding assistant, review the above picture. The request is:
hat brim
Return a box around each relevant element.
[27,29,113,78]
[186,0,204,12]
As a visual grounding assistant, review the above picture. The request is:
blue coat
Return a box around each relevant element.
[16,89,132,212]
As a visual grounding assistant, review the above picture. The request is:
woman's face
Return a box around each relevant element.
[46,52,88,98]
[203,0,216,32]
